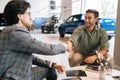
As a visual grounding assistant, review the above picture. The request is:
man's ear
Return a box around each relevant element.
[96,17,99,21]
[17,14,22,20]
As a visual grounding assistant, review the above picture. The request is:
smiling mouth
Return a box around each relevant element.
[85,23,90,26]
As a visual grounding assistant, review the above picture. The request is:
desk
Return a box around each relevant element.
[57,65,120,80]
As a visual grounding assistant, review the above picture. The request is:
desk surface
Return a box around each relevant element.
[57,65,120,80]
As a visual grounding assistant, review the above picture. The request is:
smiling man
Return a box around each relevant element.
[68,9,113,67]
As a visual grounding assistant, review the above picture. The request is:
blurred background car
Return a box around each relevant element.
[99,18,116,31]
[0,13,7,33]
[99,18,116,39]
[41,15,58,33]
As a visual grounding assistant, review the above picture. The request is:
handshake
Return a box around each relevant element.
[64,40,74,52]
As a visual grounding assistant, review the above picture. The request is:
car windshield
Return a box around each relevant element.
[66,14,85,22]
[66,16,73,22]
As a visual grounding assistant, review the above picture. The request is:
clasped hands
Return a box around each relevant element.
[65,40,73,52]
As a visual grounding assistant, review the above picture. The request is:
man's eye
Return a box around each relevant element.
[87,17,90,19]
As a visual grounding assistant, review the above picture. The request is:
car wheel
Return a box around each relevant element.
[59,28,65,37]
[47,26,50,33]
[108,35,112,40]
[41,26,44,33]
[41,29,44,33]
[53,29,56,33]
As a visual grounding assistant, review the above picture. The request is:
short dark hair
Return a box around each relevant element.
[4,0,30,25]
[86,9,99,18]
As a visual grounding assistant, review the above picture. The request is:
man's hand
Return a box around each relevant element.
[96,50,105,63]
[84,55,97,64]
[65,40,73,52]
[52,63,65,74]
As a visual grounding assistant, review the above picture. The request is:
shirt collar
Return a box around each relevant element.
[83,25,99,31]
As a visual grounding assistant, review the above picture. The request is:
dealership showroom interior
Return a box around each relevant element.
[0,0,120,80]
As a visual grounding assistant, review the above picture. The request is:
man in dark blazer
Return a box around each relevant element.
[0,0,72,80]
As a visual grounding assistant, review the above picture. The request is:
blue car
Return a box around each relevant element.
[99,18,116,36]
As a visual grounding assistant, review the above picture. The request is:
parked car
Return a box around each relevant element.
[58,14,84,37]
[58,14,116,40]
[99,18,116,36]
[0,13,7,32]
[41,16,58,33]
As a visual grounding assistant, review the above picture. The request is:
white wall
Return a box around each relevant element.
[0,0,51,19]
[28,0,50,19]
[0,0,10,13]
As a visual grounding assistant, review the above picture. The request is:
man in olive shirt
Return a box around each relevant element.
[68,9,113,67]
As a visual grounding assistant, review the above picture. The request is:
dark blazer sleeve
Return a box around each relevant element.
[9,28,66,55]
[32,55,51,68]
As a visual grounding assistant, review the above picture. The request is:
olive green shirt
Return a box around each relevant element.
[70,25,109,55]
